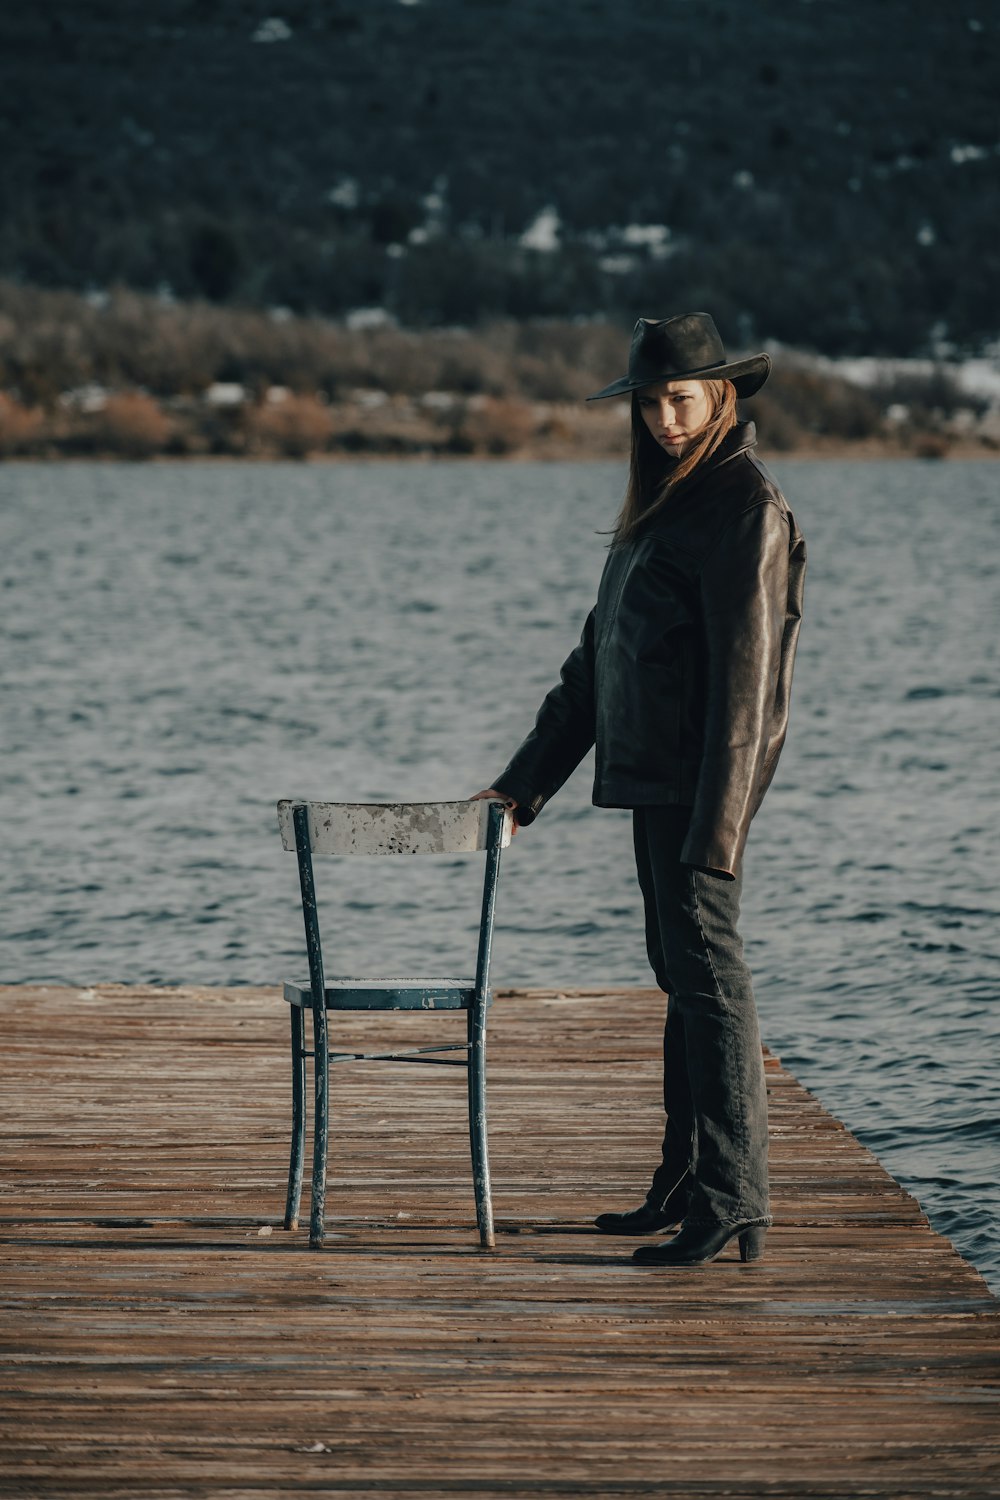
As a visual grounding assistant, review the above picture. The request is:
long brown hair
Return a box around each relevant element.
[611,379,738,544]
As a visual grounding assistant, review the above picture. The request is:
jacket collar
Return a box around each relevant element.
[636,421,759,538]
[668,419,757,497]
[705,419,757,470]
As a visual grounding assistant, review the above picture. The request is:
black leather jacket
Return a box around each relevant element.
[494,422,806,878]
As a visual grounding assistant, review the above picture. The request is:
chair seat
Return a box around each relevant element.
[283,978,489,1011]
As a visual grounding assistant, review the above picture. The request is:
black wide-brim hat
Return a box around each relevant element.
[587,311,771,401]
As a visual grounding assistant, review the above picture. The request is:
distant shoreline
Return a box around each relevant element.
[2,283,998,464]
[3,440,997,464]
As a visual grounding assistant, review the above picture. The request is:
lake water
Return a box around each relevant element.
[3,457,998,1292]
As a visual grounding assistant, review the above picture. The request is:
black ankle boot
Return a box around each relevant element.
[594,1173,690,1235]
[632,1220,768,1266]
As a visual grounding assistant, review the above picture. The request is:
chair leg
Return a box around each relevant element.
[309,1000,329,1250]
[283,1005,306,1230]
[467,1002,495,1249]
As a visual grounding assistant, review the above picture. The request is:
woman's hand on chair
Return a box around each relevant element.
[471,788,519,834]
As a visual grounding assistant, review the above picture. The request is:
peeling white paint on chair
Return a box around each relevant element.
[276,799,512,857]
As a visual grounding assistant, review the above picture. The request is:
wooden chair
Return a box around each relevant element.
[276,797,512,1250]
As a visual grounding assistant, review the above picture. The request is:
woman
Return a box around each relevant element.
[475,311,806,1266]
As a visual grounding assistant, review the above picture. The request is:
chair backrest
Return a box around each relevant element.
[277,799,513,857]
[278,799,511,1002]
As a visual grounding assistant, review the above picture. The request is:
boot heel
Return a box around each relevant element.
[738,1226,767,1262]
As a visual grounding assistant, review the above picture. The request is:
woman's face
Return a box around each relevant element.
[637,380,713,457]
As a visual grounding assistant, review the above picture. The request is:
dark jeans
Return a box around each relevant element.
[632,805,771,1228]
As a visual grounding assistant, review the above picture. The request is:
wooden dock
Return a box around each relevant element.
[1,983,998,1498]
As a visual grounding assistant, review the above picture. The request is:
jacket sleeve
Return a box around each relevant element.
[492,607,596,824]
[681,501,789,879]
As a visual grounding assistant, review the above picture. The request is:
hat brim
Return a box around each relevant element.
[586,352,771,402]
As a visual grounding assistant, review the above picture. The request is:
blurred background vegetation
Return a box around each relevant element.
[0,0,997,458]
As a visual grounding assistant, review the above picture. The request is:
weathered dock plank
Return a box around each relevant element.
[1,983,997,1499]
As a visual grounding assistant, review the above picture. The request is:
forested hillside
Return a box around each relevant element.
[0,0,997,355]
